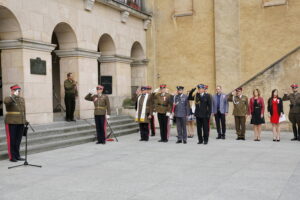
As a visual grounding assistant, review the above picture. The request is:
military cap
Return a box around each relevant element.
[10,85,21,90]
[176,86,184,90]
[197,84,205,89]
[291,84,299,89]
[160,84,167,89]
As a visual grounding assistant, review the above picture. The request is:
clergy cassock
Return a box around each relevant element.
[135,86,153,141]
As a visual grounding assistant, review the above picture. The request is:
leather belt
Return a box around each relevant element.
[95,106,106,109]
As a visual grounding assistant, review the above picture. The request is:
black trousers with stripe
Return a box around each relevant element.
[95,115,106,143]
[5,124,24,160]
[158,113,169,141]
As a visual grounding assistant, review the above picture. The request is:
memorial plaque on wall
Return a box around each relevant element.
[30,57,46,75]
[100,76,112,95]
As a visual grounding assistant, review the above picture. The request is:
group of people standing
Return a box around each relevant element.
[134,83,300,145]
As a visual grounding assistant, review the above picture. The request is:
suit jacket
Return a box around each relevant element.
[228,94,248,116]
[211,93,229,114]
[189,91,212,118]
[173,94,190,117]
[154,92,172,114]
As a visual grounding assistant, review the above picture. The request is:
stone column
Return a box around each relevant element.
[214,0,241,93]
[99,55,133,109]
[54,48,100,119]
[131,59,149,87]
[0,39,56,124]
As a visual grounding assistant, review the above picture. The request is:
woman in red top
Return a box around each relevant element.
[267,89,284,142]
[249,89,265,141]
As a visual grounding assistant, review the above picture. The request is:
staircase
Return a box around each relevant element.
[0,115,139,160]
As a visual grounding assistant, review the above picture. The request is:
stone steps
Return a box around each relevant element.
[0,115,138,160]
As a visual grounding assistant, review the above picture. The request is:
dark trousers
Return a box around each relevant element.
[139,123,150,141]
[196,117,209,142]
[5,124,24,160]
[95,115,106,143]
[65,93,75,120]
[234,116,246,138]
[214,111,226,136]
[289,113,300,139]
[158,113,170,141]
[176,117,187,141]
[150,116,156,136]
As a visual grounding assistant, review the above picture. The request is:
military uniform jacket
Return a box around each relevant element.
[228,94,248,116]
[64,79,77,95]
[173,94,190,118]
[189,92,212,118]
[4,95,26,124]
[85,93,111,116]
[283,92,300,114]
[136,94,153,123]
[154,92,172,114]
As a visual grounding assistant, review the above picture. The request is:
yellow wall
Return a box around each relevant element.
[147,0,300,94]
[146,0,215,93]
[240,0,300,83]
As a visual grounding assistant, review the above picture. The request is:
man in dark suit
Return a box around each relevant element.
[189,84,212,145]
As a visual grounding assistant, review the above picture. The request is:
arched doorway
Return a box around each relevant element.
[51,22,77,114]
[130,41,146,97]
[98,34,116,95]
[0,6,22,116]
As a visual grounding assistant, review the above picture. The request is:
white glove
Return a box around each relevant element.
[154,88,160,93]
[89,88,96,95]
[153,112,157,115]
[166,112,171,117]
[106,115,110,119]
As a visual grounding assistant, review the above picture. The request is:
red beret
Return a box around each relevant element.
[160,84,167,89]
[291,84,298,88]
[10,85,21,90]
[96,85,104,90]
[235,87,242,91]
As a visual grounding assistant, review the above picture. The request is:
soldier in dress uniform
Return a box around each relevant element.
[154,84,172,142]
[228,88,249,140]
[85,85,111,144]
[135,86,153,141]
[283,84,300,141]
[64,72,78,122]
[4,85,26,162]
[147,86,156,136]
[188,84,212,145]
[173,86,190,144]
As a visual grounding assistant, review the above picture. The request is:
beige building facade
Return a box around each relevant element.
[0,0,151,124]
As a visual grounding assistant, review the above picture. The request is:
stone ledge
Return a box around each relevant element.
[99,54,134,64]
[0,38,56,52]
[54,48,101,59]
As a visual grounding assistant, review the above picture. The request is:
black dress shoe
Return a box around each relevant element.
[66,119,71,122]
[216,136,221,139]
[158,140,163,142]
[273,139,276,142]
[204,141,208,145]
[96,141,102,144]
[241,138,245,140]
[70,119,76,122]
[236,138,240,140]
[221,135,225,139]
[10,159,18,162]
[139,139,144,141]
[183,141,187,144]
[176,140,182,144]
[17,157,25,161]
[163,140,168,143]
[291,138,298,141]
[277,139,280,142]
[198,141,203,144]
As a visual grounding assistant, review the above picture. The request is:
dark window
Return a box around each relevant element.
[101,76,112,95]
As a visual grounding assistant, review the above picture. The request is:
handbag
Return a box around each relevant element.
[279,114,286,123]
